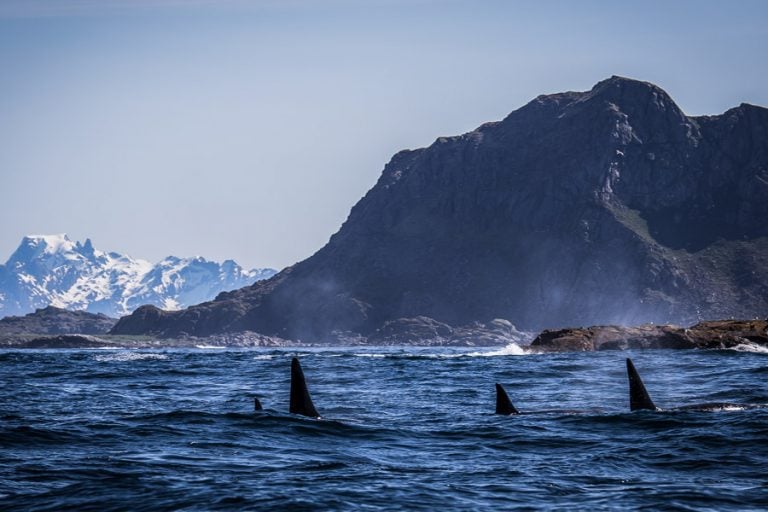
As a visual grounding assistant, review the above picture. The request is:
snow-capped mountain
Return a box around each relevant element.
[0,234,277,318]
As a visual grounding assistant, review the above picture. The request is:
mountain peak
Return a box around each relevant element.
[590,75,668,96]
[24,233,70,241]
[79,238,96,259]
[594,74,655,88]
[587,75,679,112]
[22,233,72,251]
[6,234,75,265]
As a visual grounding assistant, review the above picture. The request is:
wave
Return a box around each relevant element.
[117,409,391,439]
[93,352,169,362]
[0,425,86,445]
[729,341,768,354]
[466,343,528,357]
[194,345,226,349]
[349,343,528,359]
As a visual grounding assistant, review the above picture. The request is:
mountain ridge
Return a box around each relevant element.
[111,76,768,340]
[0,234,277,318]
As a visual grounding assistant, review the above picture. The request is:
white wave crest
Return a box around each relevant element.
[194,345,226,349]
[252,354,274,360]
[730,342,768,354]
[350,343,528,359]
[713,405,749,412]
[466,343,528,357]
[94,352,169,362]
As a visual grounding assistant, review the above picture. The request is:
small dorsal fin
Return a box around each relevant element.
[290,357,320,418]
[626,358,658,411]
[495,383,520,415]
[253,397,263,411]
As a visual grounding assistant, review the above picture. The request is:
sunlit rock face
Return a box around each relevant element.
[112,77,768,340]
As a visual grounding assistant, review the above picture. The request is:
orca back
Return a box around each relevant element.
[495,383,520,415]
[290,357,320,418]
[626,358,658,411]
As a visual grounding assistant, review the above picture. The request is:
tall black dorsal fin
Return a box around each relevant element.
[626,358,658,411]
[254,397,263,411]
[495,383,520,415]
[290,357,320,418]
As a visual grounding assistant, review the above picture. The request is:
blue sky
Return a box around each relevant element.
[1,0,766,269]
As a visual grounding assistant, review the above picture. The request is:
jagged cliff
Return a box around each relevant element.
[112,76,768,341]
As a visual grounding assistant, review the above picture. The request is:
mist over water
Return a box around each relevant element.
[1,347,767,510]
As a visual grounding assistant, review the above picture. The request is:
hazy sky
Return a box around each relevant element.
[1,0,766,269]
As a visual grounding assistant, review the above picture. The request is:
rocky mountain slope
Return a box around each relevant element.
[0,234,276,318]
[112,76,768,341]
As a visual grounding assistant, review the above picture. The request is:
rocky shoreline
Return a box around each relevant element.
[1,318,766,351]
[0,332,301,350]
[529,319,768,352]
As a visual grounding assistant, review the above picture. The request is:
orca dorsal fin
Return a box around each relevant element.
[495,383,520,415]
[254,397,263,411]
[626,358,658,411]
[290,357,320,418]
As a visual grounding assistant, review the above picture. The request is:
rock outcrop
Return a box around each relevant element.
[112,76,768,341]
[0,306,116,335]
[366,317,529,346]
[19,334,115,349]
[529,319,768,352]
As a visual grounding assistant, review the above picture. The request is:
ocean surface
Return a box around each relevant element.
[1,345,767,511]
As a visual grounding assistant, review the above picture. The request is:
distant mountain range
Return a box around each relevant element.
[112,76,768,341]
[0,234,277,318]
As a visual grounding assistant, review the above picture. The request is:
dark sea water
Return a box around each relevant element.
[1,345,767,511]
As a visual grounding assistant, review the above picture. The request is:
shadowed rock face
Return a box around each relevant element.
[112,76,768,341]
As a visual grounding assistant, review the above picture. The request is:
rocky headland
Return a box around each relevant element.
[103,76,768,342]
